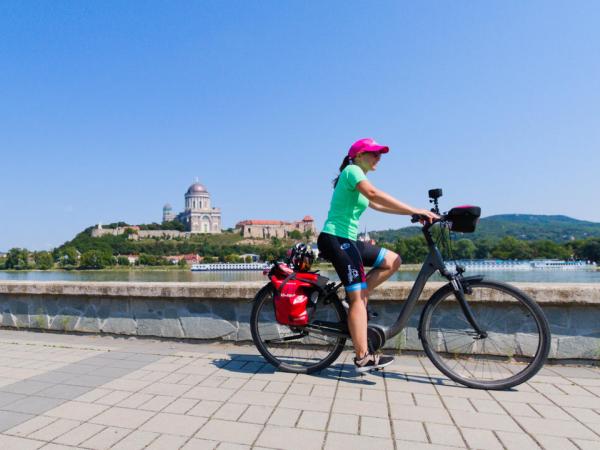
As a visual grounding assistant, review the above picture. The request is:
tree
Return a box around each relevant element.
[303,229,313,241]
[116,256,130,266]
[34,251,54,270]
[57,247,79,268]
[474,238,494,259]
[530,240,570,259]
[394,237,428,263]
[491,237,534,260]
[289,230,303,240]
[5,248,31,270]
[178,258,188,267]
[79,250,113,269]
[574,238,600,263]
[453,239,477,260]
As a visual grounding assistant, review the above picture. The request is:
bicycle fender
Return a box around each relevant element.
[417,275,485,337]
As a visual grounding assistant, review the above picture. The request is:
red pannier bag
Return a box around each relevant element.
[269,263,319,326]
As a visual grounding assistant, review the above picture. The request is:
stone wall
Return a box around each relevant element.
[0,281,598,360]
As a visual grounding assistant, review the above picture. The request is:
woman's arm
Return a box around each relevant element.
[369,201,401,214]
[358,179,437,220]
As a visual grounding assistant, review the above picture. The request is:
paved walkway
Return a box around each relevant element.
[0,330,599,450]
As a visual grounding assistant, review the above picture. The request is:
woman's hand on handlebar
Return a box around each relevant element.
[411,209,440,225]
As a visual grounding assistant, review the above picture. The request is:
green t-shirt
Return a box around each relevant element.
[322,165,369,241]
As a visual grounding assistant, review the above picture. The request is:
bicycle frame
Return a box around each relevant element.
[308,221,486,343]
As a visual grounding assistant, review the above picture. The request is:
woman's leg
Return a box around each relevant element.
[347,289,369,357]
[366,251,401,295]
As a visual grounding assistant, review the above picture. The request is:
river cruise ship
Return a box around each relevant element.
[191,262,271,272]
[446,259,596,272]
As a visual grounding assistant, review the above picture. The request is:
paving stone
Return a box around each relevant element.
[267,407,301,427]
[213,402,247,420]
[141,412,207,436]
[529,403,573,420]
[142,382,191,397]
[0,434,44,450]
[35,384,90,400]
[551,394,600,409]
[392,420,428,442]
[89,406,154,429]
[239,404,273,424]
[53,423,105,446]
[564,407,600,424]
[163,398,199,414]
[470,399,507,415]
[95,390,132,406]
[572,438,600,450]
[287,383,313,395]
[386,390,414,405]
[28,418,80,441]
[116,392,154,409]
[415,393,444,408]
[450,410,521,432]
[187,400,223,417]
[229,390,282,407]
[45,401,109,421]
[195,418,262,444]
[516,416,598,439]
[442,397,476,412]
[335,387,361,400]
[325,431,394,450]
[333,398,388,418]
[360,416,391,438]
[297,410,329,430]
[73,388,112,403]
[4,415,57,437]
[391,404,452,424]
[425,422,465,447]
[328,413,358,434]
[109,430,159,450]
[183,386,235,401]
[139,395,176,412]
[3,396,65,415]
[279,393,333,413]
[496,431,541,450]
[501,401,542,418]
[145,434,188,449]
[461,428,504,450]
[534,434,579,450]
[80,426,131,449]
[240,379,268,391]
[0,380,53,395]
[256,424,325,450]
[181,438,219,449]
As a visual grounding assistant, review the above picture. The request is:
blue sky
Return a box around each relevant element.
[1,1,599,251]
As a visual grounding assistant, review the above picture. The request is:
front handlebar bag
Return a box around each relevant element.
[447,206,481,233]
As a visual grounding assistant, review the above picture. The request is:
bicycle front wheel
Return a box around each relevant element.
[250,283,347,374]
[420,280,550,390]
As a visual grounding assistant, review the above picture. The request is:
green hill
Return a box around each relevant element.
[369,214,600,243]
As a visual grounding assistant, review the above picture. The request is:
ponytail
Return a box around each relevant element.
[332,155,352,188]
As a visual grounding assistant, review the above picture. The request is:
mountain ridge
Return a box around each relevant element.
[368,214,600,243]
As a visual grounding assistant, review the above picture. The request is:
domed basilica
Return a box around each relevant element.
[162,182,222,234]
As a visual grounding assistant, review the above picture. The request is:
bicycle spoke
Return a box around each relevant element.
[422,282,549,388]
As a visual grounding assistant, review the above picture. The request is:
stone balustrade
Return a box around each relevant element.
[0,281,599,360]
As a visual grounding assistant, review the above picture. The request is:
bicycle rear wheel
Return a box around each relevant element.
[250,283,347,374]
[420,280,550,390]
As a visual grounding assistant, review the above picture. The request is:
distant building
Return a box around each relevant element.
[163,182,222,234]
[235,216,316,239]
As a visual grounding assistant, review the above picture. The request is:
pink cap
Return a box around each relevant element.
[348,138,390,159]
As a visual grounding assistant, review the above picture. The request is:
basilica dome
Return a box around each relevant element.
[186,183,207,195]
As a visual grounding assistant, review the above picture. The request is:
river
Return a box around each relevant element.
[1,269,599,283]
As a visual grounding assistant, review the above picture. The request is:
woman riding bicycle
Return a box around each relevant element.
[317,138,438,373]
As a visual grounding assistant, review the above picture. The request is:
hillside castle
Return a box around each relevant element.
[162,182,222,234]
[92,182,315,240]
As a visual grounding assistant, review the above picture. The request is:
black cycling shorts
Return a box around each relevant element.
[317,232,388,292]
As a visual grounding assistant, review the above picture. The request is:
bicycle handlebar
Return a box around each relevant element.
[410,214,444,225]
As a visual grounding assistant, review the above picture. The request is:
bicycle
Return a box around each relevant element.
[250,189,551,390]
